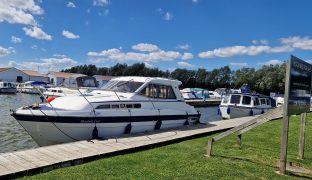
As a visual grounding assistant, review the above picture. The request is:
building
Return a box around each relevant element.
[93,75,114,87]
[0,67,48,83]
[21,70,49,83]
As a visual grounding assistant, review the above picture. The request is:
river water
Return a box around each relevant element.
[0,94,221,153]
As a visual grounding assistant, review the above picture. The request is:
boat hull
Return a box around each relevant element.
[13,113,200,146]
[0,88,17,94]
[219,105,272,119]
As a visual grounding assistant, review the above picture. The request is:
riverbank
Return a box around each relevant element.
[23,115,312,179]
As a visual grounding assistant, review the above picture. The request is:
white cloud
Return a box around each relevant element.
[11,36,22,43]
[157,8,173,21]
[252,40,268,45]
[181,53,193,60]
[8,56,78,71]
[132,43,159,52]
[259,60,284,66]
[230,62,248,67]
[53,54,67,58]
[177,61,195,68]
[88,44,183,63]
[144,62,153,68]
[164,12,173,21]
[31,44,38,49]
[67,2,76,8]
[280,36,312,50]
[23,26,52,40]
[0,46,15,57]
[93,0,109,6]
[177,44,191,50]
[0,0,43,26]
[62,30,80,39]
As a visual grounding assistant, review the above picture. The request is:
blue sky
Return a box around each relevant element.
[1,0,312,72]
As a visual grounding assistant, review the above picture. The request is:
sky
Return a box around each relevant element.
[1,0,312,72]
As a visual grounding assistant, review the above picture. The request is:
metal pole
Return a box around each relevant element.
[298,112,307,159]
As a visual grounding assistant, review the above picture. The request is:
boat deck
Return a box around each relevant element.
[0,115,271,178]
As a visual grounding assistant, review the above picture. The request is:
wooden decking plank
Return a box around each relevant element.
[0,154,25,172]
[1,153,37,170]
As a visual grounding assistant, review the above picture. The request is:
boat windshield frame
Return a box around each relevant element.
[101,80,144,93]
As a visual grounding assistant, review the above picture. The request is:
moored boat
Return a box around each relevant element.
[219,93,276,119]
[0,82,17,94]
[17,81,47,94]
[11,76,201,146]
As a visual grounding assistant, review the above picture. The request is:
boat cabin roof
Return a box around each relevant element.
[225,93,269,98]
[111,76,182,86]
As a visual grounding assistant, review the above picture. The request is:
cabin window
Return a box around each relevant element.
[133,104,141,108]
[242,96,251,105]
[254,98,260,106]
[58,90,63,93]
[230,95,241,104]
[96,104,110,109]
[96,103,141,109]
[260,98,266,105]
[126,104,133,108]
[3,83,7,87]
[140,84,176,99]
[266,99,271,105]
[52,90,57,92]
[102,81,143,93]
[111,104,119,109]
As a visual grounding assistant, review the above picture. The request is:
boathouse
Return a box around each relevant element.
[0,67,47,83]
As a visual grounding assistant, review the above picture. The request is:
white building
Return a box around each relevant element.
[0,67,48,83]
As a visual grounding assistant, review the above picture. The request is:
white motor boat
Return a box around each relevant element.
[219,93,276,119]
[17,81,47,94]
[0,82,17,94]
[11,77,201,146]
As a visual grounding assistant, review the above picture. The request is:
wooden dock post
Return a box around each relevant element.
[298,112,307,160]
[206,140,214,158]
[237,134,242,148]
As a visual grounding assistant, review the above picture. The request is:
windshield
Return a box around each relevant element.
[101,80,143,93]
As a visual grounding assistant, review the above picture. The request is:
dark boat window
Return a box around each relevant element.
[133,104,141,108]
[230,95,241,104]
[96,104,110,109]
[126,104,133,108]
[52,90,57,92]
[242,96,251,105]
[260,98,266,105]
[111,104,119,109]
[254,98,260,106]
[120,104,125,108]
[266,99,271,105]
[58,90,63,93]
[140,84,176,99]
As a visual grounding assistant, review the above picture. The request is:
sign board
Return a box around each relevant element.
[285,55,312,116]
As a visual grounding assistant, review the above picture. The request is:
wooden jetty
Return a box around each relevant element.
[185,99,221,107]
[0,115,274,178]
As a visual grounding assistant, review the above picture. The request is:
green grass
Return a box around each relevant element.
[23,115,312,179]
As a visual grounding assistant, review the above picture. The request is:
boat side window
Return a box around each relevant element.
[266,98,271,105]
[260,98,266,105]
[242,96,251,105]
[58,90,63,93]
[254,98,260,106]
[96,104,110,109]
[111,104,119,109]
[3,83,7,87]
[140,84,176,99]
[230,95,241,104]
[133,104,141,108]
[52,90,57,92]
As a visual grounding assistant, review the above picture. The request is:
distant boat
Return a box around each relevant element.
[0,82,17,94]
[17,81,47,94]
[180,88,209,100]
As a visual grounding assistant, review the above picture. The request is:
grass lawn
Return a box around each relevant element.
[22,115,312,179]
